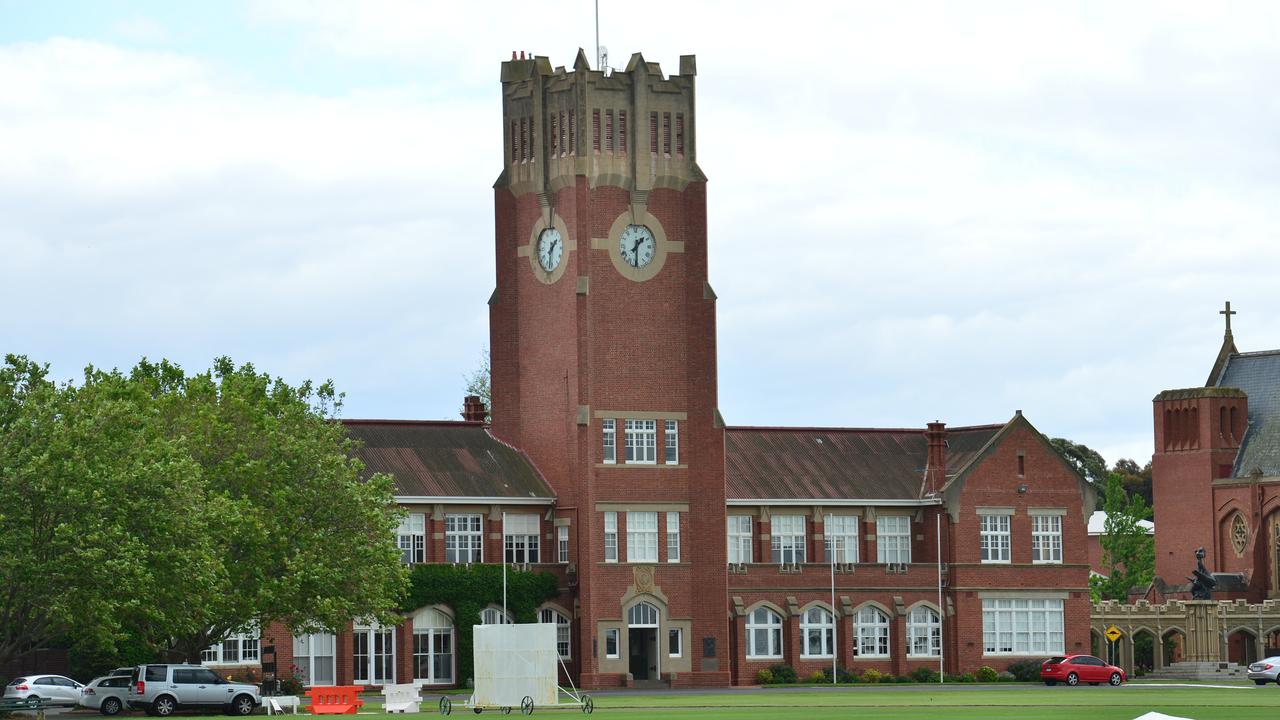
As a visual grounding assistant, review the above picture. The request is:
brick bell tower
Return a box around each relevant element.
[488,50,729,687]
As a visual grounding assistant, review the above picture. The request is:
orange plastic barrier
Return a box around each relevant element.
[304,686,364,715]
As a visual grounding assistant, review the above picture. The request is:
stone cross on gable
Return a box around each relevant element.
[1220,301,1237,336]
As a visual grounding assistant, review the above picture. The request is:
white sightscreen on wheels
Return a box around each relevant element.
[472,622,558,708]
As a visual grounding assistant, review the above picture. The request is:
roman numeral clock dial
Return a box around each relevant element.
[537,228,563,271]
[619,225,656,268]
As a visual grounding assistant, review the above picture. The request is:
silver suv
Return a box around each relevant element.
[128,664,259,716]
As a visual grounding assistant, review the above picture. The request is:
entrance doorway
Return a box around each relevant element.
[627,602,661,682]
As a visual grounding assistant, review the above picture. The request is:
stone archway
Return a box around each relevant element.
[1227,628,1259,667]
[1132,628,1157,676]
[1162,628,1186,666]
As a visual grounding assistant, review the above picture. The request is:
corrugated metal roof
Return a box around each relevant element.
[343,420,554,500]
[1216,350,1280,477]
[725,424,1004,501]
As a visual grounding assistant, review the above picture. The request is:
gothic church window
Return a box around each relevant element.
[1231,513,1249,556]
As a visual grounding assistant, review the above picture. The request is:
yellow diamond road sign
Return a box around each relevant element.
[1105,625,1123,642]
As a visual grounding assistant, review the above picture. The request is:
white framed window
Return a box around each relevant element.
[668,628,682,657]
[557,525,569,563]
[480,607,513,625]
[855,606,890,658]
[824,514,859,563]
[445,513,483,564]
[727,515,753,564]
[604,629,619,658]
[539,608,571,660]
[980,514,1012,563]
[602,419,616,464]
[663,420,679,464]
[200,628,259,665]
[397,512,426,564]
[907,606,941,657]
[504,513,540,563]
[352,622,396,685]
[624,419,657,464]
[771,515,806,563]
[1031,515,1063,564]
[627,511,659,563]
[412,607,454,685]
[628,601,660,627]
[800,606,835,659]
[745,607,783,659]
[876,515,911,564]
[293,633,336,686]
[982,598,1064,655]
[604,512,618,563]
[666,511,680,563]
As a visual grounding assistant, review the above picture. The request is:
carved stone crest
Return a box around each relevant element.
[633,565,655,593]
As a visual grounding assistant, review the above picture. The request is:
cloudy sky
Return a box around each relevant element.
[2,1,1277,466]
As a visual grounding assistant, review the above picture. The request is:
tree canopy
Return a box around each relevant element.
[1090,473,1155,602]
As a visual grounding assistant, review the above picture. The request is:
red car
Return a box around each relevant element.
[1041,655,1126,686]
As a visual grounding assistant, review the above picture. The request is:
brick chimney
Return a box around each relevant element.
[462,395,488,423]
[925,421,947,495]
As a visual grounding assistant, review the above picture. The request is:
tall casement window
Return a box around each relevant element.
[1031,514,1063,564]
[800,606,835,659]
[412,608,453,685]
[627,511,659,563]
[604,629,619,658]
[557,525,569,563]
[824,514,859,563]
[727,515,754,564]
[771,514,806,564]
[445,514,483,563]
[907,606,942,657]
[663,420,679,464]
[550,113,559,156]
[745,607,783,659]
[352,622,395,686]
[293,633,336,686]
[480,607,513,625]
[668,628,682,657]
[982,598,1064,655]
[604,511,618,563]
[980,513,1012,563]
[876,515,911,564]
[504,514,540,563]
[602,419,616,464]
[666,511,681,563]
[539,608,571,660]
[624,420,657,464]
[201,628,259,665]
[397,512,426,564]
[855,607,890,658]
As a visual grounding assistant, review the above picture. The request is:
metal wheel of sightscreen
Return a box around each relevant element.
[438,696,451,715]
[581,696,593,714]
[520,696,534,715]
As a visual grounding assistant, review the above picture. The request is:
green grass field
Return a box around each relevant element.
[385,683,1280,720]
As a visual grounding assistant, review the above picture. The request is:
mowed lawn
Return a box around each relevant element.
[396,683,1280,720]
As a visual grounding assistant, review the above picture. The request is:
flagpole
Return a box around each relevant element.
[502,512,508,621]
[830,529,838,685]
[937,511,944,683]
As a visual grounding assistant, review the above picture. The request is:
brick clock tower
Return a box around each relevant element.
[488,50,730,687]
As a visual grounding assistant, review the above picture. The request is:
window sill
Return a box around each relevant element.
[906,654,941,660]
[980,560,1011,565]
[746,656,783,661]
[1031,560,1063,565]
[596,463,687,469]
[800,655,834,660]
[852,655,889,660]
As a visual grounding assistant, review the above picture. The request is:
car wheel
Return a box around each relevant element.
[1044,680,1056,686]
[102,697,124,716]
[153,695,177,717]
[1066,672,1079,686]
[230,694,255,716]
[1109,672,1122,686]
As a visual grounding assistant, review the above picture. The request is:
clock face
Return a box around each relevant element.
[618,225,656,268]
[537,228,563,271]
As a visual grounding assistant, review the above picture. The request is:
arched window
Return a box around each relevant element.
[855,606,889,658]
[412,607,454,685]
[480,607,512,625]
[907,606,941,657]
[745,607,783,659]
[628,601,660,628]
[800,606,834,658]
[539,608,571,660]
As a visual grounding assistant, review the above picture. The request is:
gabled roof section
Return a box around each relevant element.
[725,424,1002,501]
[343,419,555,501]
[1215,350,1280,477]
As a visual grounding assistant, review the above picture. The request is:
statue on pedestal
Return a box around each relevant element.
[1188,546,1217,600]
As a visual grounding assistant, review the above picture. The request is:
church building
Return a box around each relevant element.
[242,51,1095,690]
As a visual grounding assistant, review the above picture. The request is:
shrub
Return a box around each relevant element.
[1005,659,1042,682]
[997,671,1016,682]
[768,664,797,684]
[893,674,913,683]
[975,665,999,683]
[910,667,939,683]
[950,673,976,683]
[861,668,883,684]
[755,668,775,685]
[806,670,827,683]
[834,666,857,683]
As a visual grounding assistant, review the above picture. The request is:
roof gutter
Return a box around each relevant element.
[726,497,943,507]
[395,495,555,505]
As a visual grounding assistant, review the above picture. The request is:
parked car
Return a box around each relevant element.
[3,674,86,705]
[128,664,259,716]
[1041,655,1126,686]
[1248,656,1280,685]
[80,675,133,715]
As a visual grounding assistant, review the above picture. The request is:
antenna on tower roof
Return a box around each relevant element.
[594,0,600,69]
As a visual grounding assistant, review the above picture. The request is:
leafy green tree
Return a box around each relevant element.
[1111,458,1153,516]
[1049,437,1108,486]
[1090,473,1155,602]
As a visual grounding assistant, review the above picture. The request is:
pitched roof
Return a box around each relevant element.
[724,424,1004,501]
[1214,350,1280,477]
[343,420,554,501]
